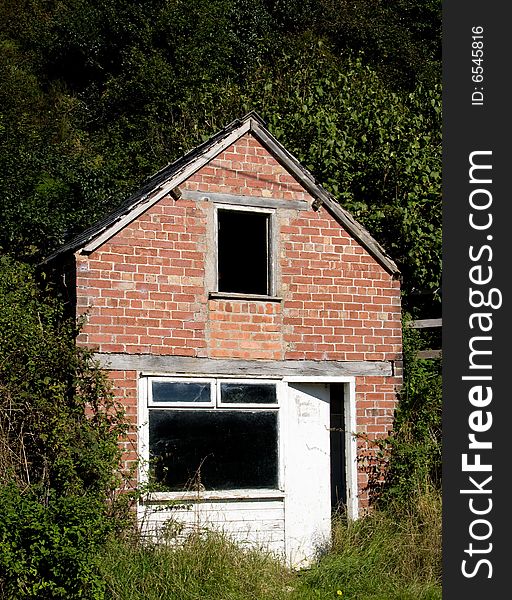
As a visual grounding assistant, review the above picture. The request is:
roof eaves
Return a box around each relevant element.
[43,111,400,278]
[42,115,254,264]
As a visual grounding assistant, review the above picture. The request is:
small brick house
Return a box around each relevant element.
[45,112,402,567]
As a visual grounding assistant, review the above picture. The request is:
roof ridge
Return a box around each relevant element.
[42,113,399,277]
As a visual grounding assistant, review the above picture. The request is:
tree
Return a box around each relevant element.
[242,50,441,313]
[0,0,442,312]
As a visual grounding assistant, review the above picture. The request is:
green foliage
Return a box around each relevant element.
[0,1,441,315]
[372,317,442,505]
[100,530,294,600]
[0,256,132,598]
[0,257,127,494]
[0,30,118,257]
[315,0,441,89]
[298,490,441,600]
[247,51,441,310]
[0,486,110,599]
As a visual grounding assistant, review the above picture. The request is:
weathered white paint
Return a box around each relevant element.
[137,374,358,568]
[140,498,286,556]
[343,379,359,520]
[283,376,358,522]
[282,382,331,567]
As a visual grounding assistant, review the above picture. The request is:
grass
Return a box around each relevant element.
[100,531,295,600]
[99,489,441,600]
[295,488,442,600]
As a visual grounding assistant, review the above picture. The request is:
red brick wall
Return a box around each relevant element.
[208,299,283,360]
[108,370,138,478]
[76,197,209,356]
[185,134,308,200]
[356,374,401,510]
[73,132,402,505]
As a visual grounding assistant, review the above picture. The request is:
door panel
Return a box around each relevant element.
[284,382,331,567]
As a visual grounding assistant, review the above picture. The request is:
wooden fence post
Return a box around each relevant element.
[406,318,442,359]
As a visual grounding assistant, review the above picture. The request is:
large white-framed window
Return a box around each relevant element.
[214,204,276,297]
[139,376,284,497]
[138,375,358,520]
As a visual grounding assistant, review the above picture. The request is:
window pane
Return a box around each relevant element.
[220,383,277,404]
[152,381,211,403]
[218,209,269,295]
[149,410,278,491]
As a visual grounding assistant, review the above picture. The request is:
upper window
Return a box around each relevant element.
[217,208,271,296]
[219,382,277,405]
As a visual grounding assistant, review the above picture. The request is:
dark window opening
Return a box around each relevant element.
[220,382,277,404]
[217,209,270,295]
[152,381,211,404]
[330,383,347,510]
[149,410,278,491]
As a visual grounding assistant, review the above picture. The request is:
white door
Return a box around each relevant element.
[283,382,331,567]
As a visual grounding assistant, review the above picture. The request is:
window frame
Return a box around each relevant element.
[213,204,277,297]
[216,378,279,408]
[148,376,215,408]
[139,376,285,499]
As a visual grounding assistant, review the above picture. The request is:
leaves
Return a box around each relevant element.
[0,256,134,597]
[0,256,128,495]
[0,0,441,310]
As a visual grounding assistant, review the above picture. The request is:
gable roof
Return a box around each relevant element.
[43,111,400,277]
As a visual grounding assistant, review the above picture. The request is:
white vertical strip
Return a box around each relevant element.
[344,379,359,520]
[137,375,149,521]
[277,380,287,492]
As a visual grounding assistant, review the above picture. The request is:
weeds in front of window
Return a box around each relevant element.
[99,487,441,600]
[99,529,294,600]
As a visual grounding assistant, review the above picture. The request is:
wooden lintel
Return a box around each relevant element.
[94,353,394,377]
[181,190,310,211]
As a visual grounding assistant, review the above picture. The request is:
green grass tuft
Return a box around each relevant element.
[294,487,442,600]
[100,530,295,600]
[100,489,441,600]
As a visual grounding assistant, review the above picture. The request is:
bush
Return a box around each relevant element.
[0,256,131,598]
[384,316,442,503]
[363,314,442,507]
[0,486,113,599]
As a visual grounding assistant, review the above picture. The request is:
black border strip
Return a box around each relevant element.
[443,2,509,596]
